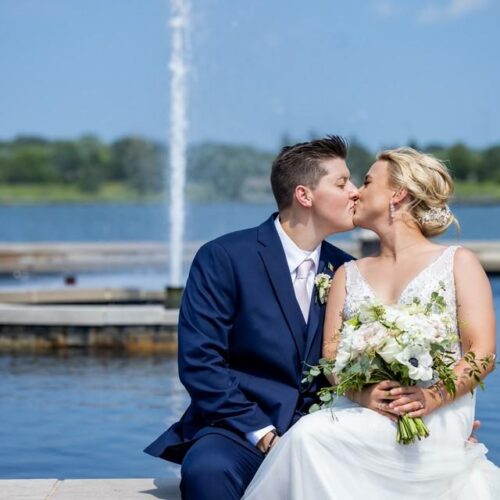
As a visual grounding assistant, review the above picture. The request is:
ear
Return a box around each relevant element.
[294,185,313,208]
[392,188,408,205]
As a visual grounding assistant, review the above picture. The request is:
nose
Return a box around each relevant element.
[347,181,359,200]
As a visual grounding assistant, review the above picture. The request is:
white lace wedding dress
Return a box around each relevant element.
[244,246,500,499]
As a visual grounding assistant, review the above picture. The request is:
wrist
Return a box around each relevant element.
[428,383,447,410]
[257,429,280,454]
[345,389,358,404]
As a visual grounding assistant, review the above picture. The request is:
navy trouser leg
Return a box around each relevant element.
[180,433,264,500]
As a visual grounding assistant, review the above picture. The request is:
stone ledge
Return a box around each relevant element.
[0,478,180,500]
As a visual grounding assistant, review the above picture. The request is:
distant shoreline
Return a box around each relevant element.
[0,182,499,206]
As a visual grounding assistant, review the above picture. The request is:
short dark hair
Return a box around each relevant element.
[270,135,348,211]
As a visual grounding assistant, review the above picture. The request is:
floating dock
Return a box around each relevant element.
[0,240,498,352]
[0,240,499,277]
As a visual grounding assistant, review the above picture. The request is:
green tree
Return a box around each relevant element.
[111,137,165,193]
[347,138,373,183]
[188,143,273,200]
[51,140,82,184]
[73,135,111,192]
[3,146,57,183]
[479,146,500,182]
[446,143,480,181]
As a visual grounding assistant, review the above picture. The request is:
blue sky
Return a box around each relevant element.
[0,0,498,151]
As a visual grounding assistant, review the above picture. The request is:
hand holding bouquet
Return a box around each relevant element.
[305,283,467,445]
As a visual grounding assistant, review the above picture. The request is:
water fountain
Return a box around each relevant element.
[166,0,190,308]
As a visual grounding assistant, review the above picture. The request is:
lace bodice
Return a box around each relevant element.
[343,246,461,358]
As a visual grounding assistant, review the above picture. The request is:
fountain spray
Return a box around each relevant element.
[168,0,190,289]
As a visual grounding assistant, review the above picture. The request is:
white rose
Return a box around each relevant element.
[377,336,401,364]
[358,302,381,323]
[351,331,368,353]
[365,323,388,350]
[333,349,351,373]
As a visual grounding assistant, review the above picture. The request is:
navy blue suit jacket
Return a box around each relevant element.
[144,214,354,463]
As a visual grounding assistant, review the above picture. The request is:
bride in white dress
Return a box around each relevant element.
[244,147,499,499]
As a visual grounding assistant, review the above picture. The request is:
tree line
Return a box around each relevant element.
[0,135,498,201]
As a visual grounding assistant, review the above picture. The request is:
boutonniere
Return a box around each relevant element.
[314,263,335,304]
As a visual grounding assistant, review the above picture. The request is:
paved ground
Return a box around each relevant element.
[0,478,181,500]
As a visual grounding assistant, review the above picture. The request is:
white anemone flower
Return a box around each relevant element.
[395,347,433,381]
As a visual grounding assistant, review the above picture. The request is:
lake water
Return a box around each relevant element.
[1,327,500,479]
[0,202,499,243]
[0,282,499,480]
[0,354,184,479]
[0,202,499,291]
[0,203,499,479]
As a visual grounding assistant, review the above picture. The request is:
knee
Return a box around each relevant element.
[181,442,234,498]
[180,436,261,500]
[182,447,226,483]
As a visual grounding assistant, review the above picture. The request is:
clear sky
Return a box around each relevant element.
[0,0,498,151]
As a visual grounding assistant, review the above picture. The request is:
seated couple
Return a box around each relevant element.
[145,136,499,499]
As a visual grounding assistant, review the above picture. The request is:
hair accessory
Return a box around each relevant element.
[417,206,452,226]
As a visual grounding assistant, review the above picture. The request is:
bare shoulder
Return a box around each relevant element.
[331,262,347,283]
[453,246,488,282]
[454,246,483,270]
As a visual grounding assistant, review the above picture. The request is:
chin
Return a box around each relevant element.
[330,219,355,235]
[352,213,370,230]
[352,212,361,226]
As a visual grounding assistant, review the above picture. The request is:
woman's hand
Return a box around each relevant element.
[388,385,443,418]
[350,380,401,422]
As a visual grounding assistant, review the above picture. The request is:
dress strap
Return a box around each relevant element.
[441,245,461,273]
[343,260,356,292]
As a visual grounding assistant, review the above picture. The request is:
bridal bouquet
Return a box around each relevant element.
[305,283,462,445]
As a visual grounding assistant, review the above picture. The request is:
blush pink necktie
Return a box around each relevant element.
[293,258,314,322]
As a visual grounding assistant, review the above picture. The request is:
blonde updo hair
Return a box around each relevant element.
[377,147,457,237]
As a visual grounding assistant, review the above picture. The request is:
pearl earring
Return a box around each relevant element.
[389,201,395,222]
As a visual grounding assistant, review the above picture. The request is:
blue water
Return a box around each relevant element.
[0,202,498,292]
[0,202,499,242]
[0,204,499,479]
[0,316,499,479]
[0,354,184,479]
[0,275,499,479]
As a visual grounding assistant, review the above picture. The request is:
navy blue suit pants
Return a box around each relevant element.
[180,434,264,500]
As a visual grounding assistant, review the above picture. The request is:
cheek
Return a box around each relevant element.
[364,192,387,214]
[316,189,348,212]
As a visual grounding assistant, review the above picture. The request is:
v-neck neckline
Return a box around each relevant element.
[352,246,453,306]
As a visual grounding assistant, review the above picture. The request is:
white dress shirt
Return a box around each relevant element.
[245,215,321,446]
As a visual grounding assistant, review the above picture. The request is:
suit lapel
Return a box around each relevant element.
[257,215,307,357]
[304,243,335,360]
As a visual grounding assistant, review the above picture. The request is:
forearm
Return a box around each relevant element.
[179,345,272,433]
[431,349,496,406]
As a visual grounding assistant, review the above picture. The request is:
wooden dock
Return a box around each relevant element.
[0,239,498,352]
[0,239,498,277]
[0,242,203,274]
[0,239,498,307]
